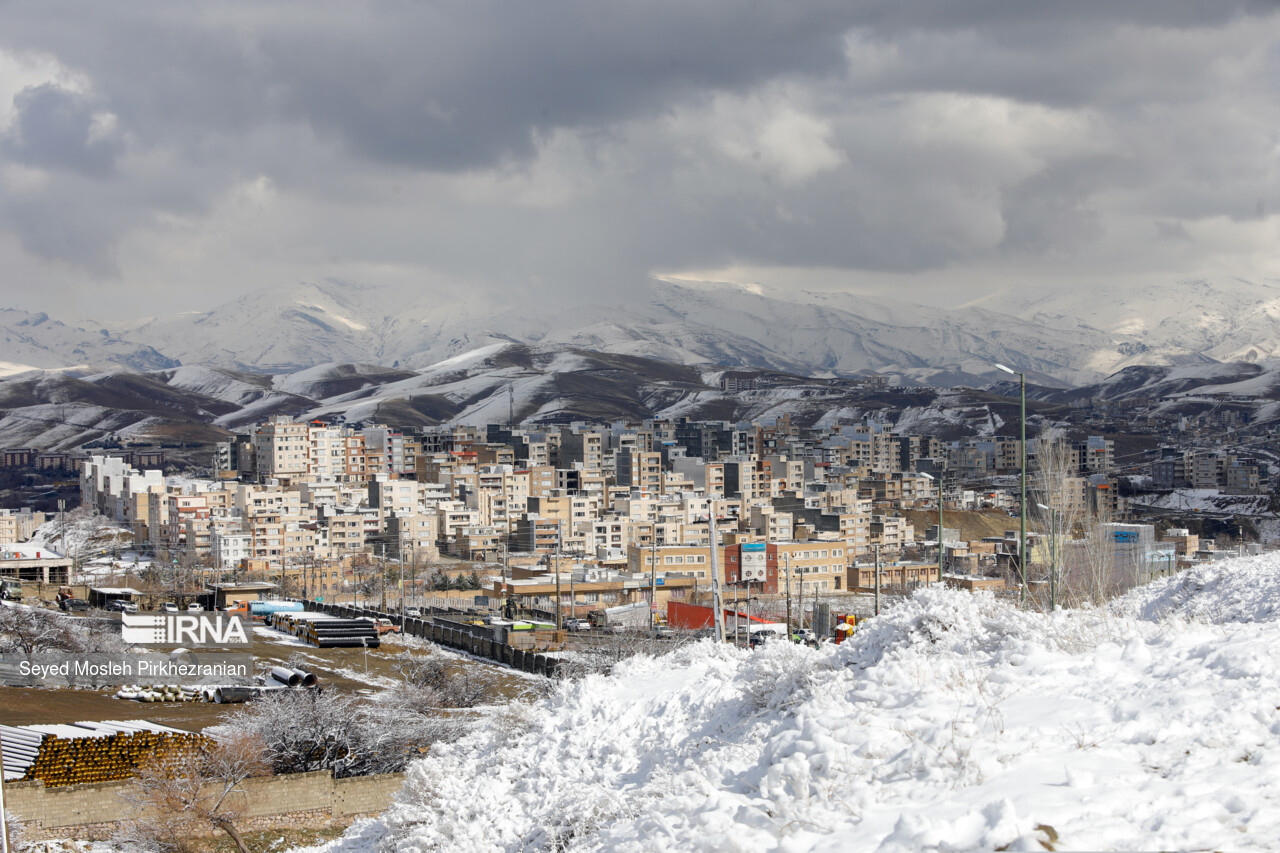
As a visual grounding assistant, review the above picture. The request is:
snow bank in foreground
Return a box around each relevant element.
[302,555,1280,852]
[1115,553,1280,623]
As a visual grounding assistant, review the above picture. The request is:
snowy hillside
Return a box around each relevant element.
[965,277,1280,375]
[0,309,178,373]
[304,556,1280,852]
[0,344,1038,447]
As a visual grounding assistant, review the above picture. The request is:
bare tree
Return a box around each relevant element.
[221,684,470,778]
[0,604,128,657]
[556,632,693,679]
[116,733,268,853]
[390,652,487,708]
[1031,433,1125,606]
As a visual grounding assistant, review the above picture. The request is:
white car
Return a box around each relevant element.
[404,607,422,618]
[186,602,204,612]
[160,602,179,613]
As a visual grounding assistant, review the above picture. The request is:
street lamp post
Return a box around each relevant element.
[922,471,945,574]
[995,363,1028,605]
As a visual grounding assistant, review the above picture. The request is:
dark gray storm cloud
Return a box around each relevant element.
[2,83,121,175]
[0,1,1276,316]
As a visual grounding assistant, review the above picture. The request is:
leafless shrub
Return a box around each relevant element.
[115,733,268,853]
[4,808,25,851]
[221,681,475,778]
[390,652,487,708]
[0,604,127,656]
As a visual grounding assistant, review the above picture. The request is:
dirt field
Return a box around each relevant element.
[902,508,1026,543]
[0,626,536,730]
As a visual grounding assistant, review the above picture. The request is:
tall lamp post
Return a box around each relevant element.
[995,363,1028,605]
[922,471,945,574]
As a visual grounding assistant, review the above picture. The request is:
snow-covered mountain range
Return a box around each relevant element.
[6,277,1280,386]
[0,346,1046,449]
[10,341,1280,451]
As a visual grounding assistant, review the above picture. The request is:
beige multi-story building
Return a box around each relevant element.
[524,465,558,498]
[617,450,663,494]
[558,429,604,473]
[0,509,44,543]
[251,416,310,480]
[869,514,913,555]
[324,511,366,556]
[627,543,717,580]
[386,513,440,562]
[368,474,421,520]
[774,540,847,596]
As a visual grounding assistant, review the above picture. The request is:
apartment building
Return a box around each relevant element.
[722,540,848,594]
[0,508,44,543]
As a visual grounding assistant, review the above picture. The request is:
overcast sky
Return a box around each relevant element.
[1,1,1278,320]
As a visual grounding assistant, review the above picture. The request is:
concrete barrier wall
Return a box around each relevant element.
[7,770,406,842]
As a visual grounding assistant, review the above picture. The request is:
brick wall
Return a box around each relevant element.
[6,770,406,841]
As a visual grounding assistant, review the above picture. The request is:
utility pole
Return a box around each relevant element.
[0,731,10,853]
[1049,507,1057,612]
[410,541,417,614]
[994,363,1028,604]
[501,540,509,619]
[648,533,658,630]
[937,467,946,574]
[874,545,881,616]
[733,583,740,646]
[798,562,804,638]
[554,521,562,630]
[709,510,725,643]
[784,552,792,636]
[380,544,387,612]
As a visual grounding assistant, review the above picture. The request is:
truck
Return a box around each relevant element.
[360,617,401,635]
[588,602,651,631]
[229,599,306,620]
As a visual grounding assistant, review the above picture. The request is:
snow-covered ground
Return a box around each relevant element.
[1136,488,1271,515]
[300,554,1280,852]
[23,513,133,558]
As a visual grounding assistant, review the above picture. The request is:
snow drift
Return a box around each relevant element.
[303,555,1280,851]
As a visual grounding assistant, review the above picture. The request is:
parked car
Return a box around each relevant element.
[59,598,90,613]
[749,629,780,649]
[404,607,422,618]
[1,580,22,602]
[106,600,139,613]
[562,617,588,631]
[794,628,816,644]
[160,602,180,613]
[186,602,204,612]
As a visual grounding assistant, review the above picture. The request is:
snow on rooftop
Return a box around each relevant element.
[300,552,1280,852]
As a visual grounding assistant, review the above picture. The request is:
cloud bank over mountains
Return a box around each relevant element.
[0,2,1277,318]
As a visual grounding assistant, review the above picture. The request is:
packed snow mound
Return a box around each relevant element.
[303,571,1280,853]
[1116,552,1280,624]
